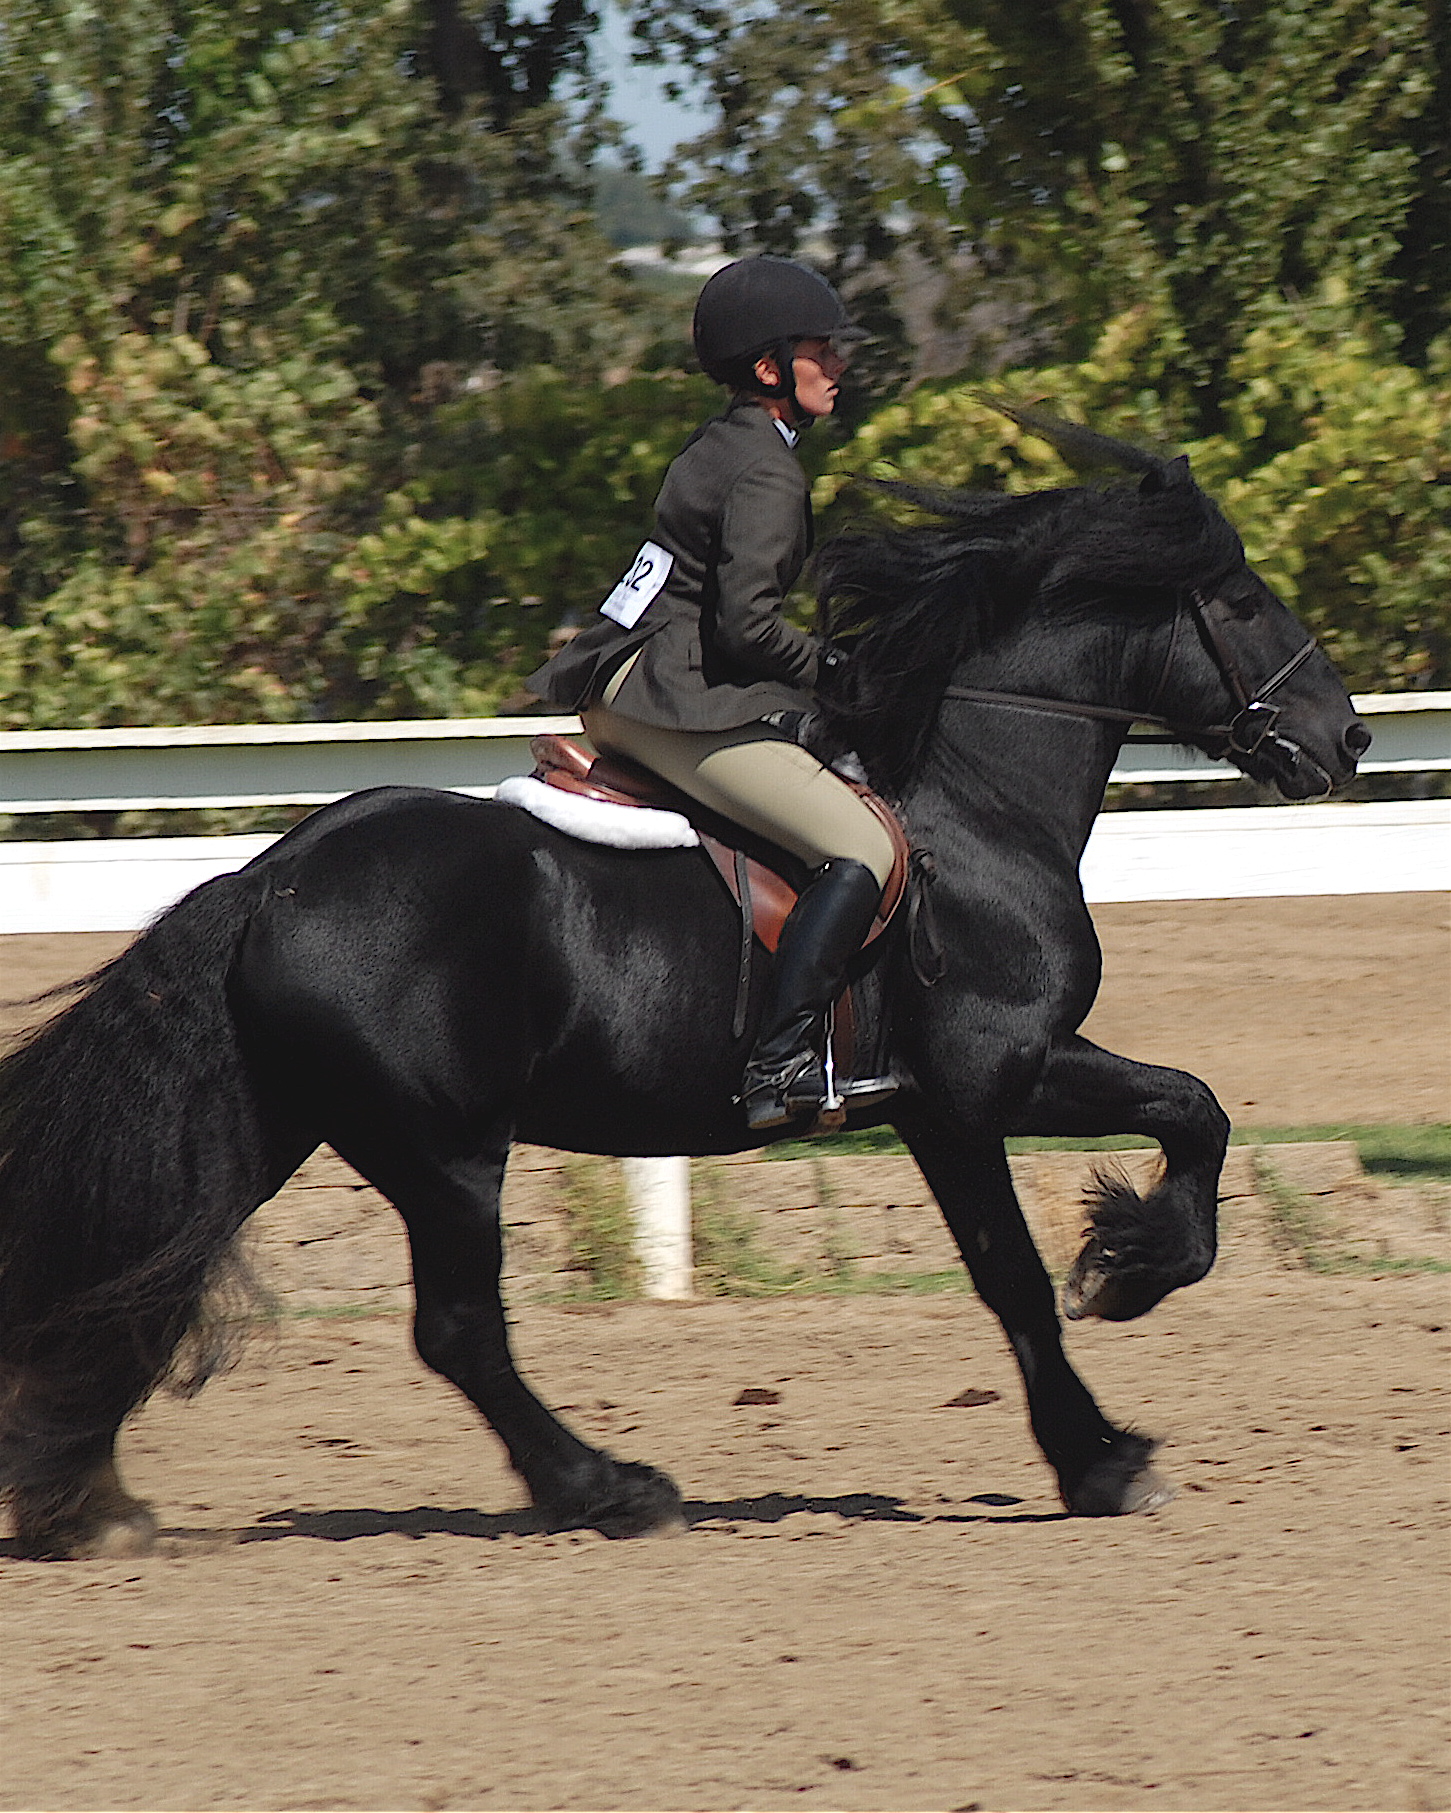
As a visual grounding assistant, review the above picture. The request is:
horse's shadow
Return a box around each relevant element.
[0,1490,1065,1558]
[208,1488,1062,1545]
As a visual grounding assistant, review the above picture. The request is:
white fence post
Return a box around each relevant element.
[622,1156,693,1299]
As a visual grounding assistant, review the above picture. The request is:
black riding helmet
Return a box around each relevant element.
[693,256,866,415]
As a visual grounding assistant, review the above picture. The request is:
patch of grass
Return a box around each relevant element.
[763,1124,912,1161]
[1343,1255,1451,1274]
[760,1122,1451,1185]
[803,1268,976,1296]
[809,1157,857,1285]
[1254,1151,1339,1273]
[689,1159,809,1296]
[691,1153,978,1295]
[557,1156,641,1300]
[1253,1150,1451,1276]
[1330,1124,1451,1182]
[280,1301,407,1320]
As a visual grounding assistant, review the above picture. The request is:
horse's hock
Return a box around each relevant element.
[245,1141,1449,1309]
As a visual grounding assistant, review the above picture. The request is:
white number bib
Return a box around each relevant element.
[600,540,674,628]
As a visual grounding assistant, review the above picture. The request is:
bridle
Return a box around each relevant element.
[941,585,1328,784]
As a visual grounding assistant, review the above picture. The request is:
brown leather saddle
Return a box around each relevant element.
[527,732,911,956]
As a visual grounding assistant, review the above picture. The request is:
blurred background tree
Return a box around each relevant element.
[0,0,703,726]
[631,0,1442,409]
[0,0,1444,729]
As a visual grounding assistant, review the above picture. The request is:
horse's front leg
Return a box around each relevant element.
[1010,1034,1230,1321]
[333,1129,684,1539]
[895,1106,1173,1517]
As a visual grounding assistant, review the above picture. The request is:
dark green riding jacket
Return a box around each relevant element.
[526,398,825,731]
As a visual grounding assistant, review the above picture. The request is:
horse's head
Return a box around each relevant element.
[1139,462,1370,800]
[813,424,1371,800]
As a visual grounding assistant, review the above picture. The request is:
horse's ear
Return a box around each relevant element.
[1139,454,1193,495]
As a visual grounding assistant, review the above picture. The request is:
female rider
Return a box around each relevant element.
[527,255,897,1132]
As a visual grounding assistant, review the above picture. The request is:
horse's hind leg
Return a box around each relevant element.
[1011,1034,1230,1321]
[896,1108,1173,1517]
[334,1130,684,1538]
[2,1111,317,1561]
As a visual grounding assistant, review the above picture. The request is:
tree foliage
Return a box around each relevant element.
[818,296,1450,691]
[0,0,1443,728]
[0,0,699,727]
[632,0,1442,414]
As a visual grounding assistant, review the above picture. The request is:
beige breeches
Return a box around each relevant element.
[581,699,896,887]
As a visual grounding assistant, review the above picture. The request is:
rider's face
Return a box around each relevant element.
[753,336,851,417]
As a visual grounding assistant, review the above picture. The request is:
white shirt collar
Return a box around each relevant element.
[772,417,799,449]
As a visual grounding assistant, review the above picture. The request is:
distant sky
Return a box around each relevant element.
[598,2,699,170]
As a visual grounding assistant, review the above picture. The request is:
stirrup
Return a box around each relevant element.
[834,1074,898,1112]
[817,1002,896,1116]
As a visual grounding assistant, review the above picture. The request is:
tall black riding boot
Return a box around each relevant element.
[738,857,898,1133]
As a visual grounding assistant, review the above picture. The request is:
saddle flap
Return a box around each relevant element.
[697,841,799,954]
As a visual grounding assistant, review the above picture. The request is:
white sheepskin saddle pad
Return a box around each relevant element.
[493,774,699,850]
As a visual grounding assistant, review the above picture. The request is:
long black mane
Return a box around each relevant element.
[813,422,1246,789]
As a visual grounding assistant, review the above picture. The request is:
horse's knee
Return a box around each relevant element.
[1163,1076,1230,1159]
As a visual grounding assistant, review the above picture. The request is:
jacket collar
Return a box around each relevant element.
[724,395,803,448]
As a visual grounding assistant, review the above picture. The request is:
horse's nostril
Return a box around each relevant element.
[1344,720,1372,758]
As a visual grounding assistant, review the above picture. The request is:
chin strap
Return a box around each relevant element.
[752,337,807,431]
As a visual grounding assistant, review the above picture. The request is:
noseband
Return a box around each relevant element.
[942,586,1328,786]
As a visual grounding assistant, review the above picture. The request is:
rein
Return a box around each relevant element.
[942,587,1323,769]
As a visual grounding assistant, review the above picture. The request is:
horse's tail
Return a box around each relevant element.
[0,864,278,1501]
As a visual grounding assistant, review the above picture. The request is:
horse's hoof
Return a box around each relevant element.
[1065,1434,1175,1517]
[592,1461,687,1539]
[71,1504,160,1560]
[1119,1467,1177,1514]
[1063,1244,1172,1322]
[541,1458,686,1540]
[14,1500,159,1561]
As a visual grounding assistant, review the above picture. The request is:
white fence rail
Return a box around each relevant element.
[2,800,1446,939]
[0,715,585,815]
[1,693,1446,815]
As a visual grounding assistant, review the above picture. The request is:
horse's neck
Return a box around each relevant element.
[904,615,1151,862]
[907,699,1122,871]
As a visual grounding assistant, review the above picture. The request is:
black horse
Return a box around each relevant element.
[0,439,1366,1558]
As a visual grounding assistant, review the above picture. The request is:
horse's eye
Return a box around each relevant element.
[1224,592,1260,621]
